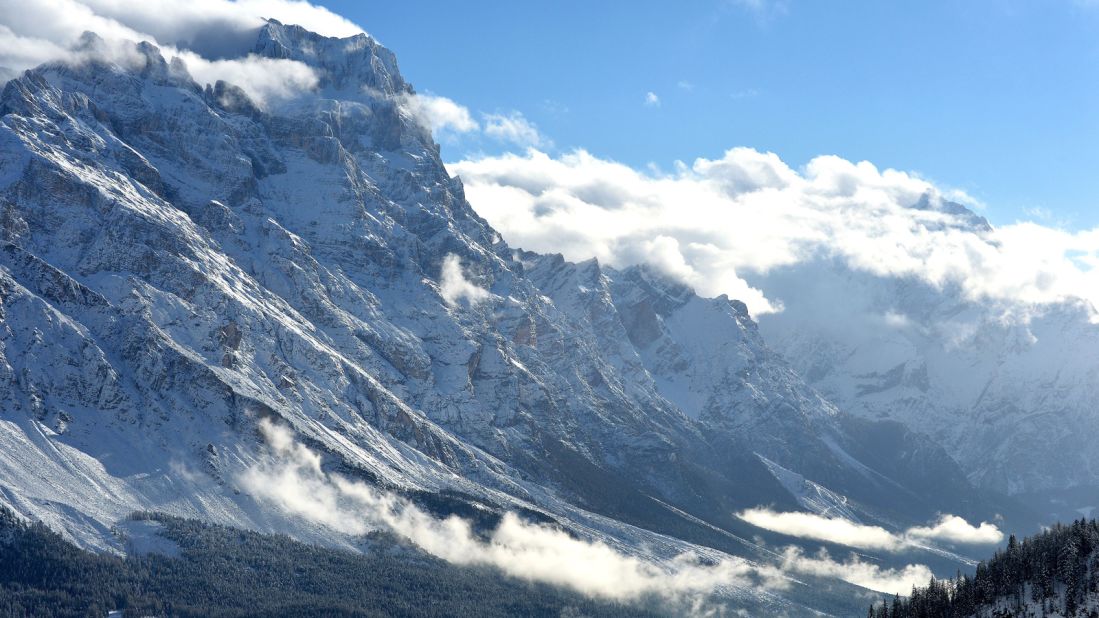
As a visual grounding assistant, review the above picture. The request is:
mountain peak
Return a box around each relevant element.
[911,192,992,233]
[0,17,1031,615]
[612,264,695,317]
[253,19,407,95]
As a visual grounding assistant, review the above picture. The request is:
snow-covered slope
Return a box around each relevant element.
[753,246,1099,499]
[517,257,1001,526]
[0,20,1019,613]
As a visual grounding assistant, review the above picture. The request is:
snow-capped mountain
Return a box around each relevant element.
[0,19,1025,614]
[752,240,1099,502]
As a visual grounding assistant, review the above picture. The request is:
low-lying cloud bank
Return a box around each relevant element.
[0,0,361,104]
[240,421,940,600]
[240,420,789,606]
[906,515,1004,545]
[448,148,1099,319]
[738,508,1003,551]
[739,508,906,551]
[779,547,933,597]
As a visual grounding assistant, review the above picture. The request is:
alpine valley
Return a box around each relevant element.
[0,13,1092,617]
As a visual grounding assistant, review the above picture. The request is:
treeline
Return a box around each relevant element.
[870,518,1099,617]
[0,507,663,617]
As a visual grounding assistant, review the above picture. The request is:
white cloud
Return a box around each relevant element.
[483,111,544,147]
[439,253,493,307]
[780,547,932,596]
[0,0,366,104]
[644,91,661,107]
[183,51,319,103]
[739,508,905,551]
[399,93,479,135]
[737,508,1003,551]
[906,515,1005,545]
[0,24,71,72]
[447,147,1099,320]
[397,101,547,147]
[0,1,549,146]
[1,0,362,57]
[239,423,955,600]
[1,0,150,54]
[81,0,363,42]
[240,420,788,608]
[677,80,695,91]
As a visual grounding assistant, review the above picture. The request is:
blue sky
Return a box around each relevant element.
[322,0,1099,228]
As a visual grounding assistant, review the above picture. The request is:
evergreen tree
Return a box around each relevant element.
[872,517,1099,617]
[0,507,666,618]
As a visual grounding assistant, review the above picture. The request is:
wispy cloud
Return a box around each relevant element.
[438,254,494,307]
[396,99,549,148]
[483,111,545,147]
[727,0,790,21]
[644,91,661,107]
[540,99,569,115]
[737,508,1004,551]
[1025,206,1054,221]
[185,52,320,103]
[739,508,906,551]
[906,515,1004,545]
[239,420,789,609]
[240,421,946,601]
[399,93,480,135]
[780,547,932,595]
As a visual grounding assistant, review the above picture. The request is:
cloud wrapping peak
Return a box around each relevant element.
[79,0,364,46]
[0,0,365,104]
[448,148,1099,319]
[185,52,320,102]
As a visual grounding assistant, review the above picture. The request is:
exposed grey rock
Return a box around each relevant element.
[0,21,1021,614]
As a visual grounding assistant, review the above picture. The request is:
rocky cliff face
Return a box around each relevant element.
[0,19,1017,613]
